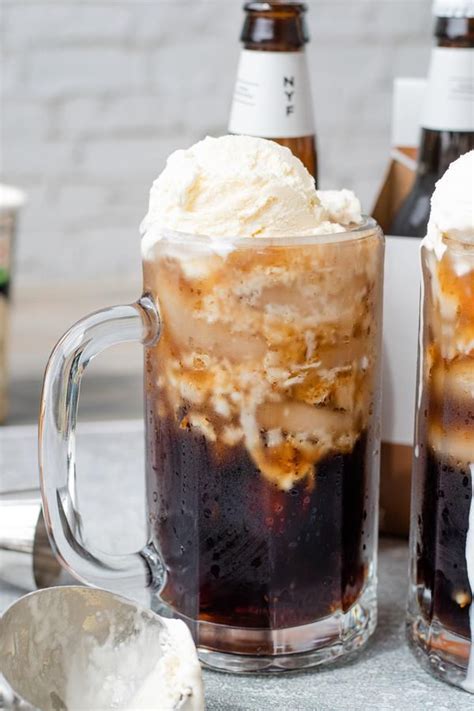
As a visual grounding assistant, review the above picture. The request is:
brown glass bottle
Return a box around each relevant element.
[390,10,474,237]
[228,1,318,181]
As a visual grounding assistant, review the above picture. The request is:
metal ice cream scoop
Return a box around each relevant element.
[0,586,204,711]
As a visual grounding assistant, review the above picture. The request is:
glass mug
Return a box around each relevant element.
[408,236,474,691]
[39,219,384,673]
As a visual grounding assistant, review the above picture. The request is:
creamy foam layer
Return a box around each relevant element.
[140,135,362,259]
[426,248,474,359]
[421,152,474,467]
[145,230,381,490]
[423,261,474,465]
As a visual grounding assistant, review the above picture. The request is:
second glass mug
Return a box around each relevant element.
[39,219,384,673]
[408,234,474,691]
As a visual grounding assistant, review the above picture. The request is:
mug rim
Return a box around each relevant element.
[141,215,382,253]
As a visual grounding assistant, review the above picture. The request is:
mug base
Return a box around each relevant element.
[153,580,377,674]
[407,611,474,693]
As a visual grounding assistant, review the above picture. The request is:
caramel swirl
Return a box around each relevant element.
[144,233,382,489]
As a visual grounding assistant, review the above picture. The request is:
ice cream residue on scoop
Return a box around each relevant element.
[0,589,204,711]
[64,613,204,711]
[141,135,362,253]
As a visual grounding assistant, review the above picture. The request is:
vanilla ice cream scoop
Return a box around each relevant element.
[141,135,362,246]
[425,149,474,259]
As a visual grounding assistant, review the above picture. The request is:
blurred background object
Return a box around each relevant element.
[0,185,25,424]
[375,1,474,535]
[389,3,474,236]
[0,487,69,591]
[0,0,434,425]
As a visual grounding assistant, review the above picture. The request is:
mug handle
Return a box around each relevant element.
[38,296,162,595]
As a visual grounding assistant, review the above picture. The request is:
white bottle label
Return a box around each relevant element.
[422,47,474,132]
[228,50,315,138]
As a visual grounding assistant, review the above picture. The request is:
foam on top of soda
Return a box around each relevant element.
[144,227,381,490]
[421,152,474,468]
[140,135,361,249]
[425,150,474,260]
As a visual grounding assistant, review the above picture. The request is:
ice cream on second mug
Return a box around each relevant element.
[40,135,384,672]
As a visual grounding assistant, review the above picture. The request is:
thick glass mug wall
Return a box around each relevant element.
[408,238,474,692]
[39,221,384,674]
[143,222,384,669]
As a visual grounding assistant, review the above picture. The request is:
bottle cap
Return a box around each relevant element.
[433,0,474,17]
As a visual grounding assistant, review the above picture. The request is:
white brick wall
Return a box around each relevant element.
[1,0,433,286]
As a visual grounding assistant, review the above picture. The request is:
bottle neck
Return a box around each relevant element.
[228,2,314,139]
[241,3,308,51]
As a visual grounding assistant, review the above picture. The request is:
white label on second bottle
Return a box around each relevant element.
[228,50,315,138]
[422,47,474,132]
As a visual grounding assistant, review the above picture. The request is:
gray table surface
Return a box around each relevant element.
[0,422,471,711]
